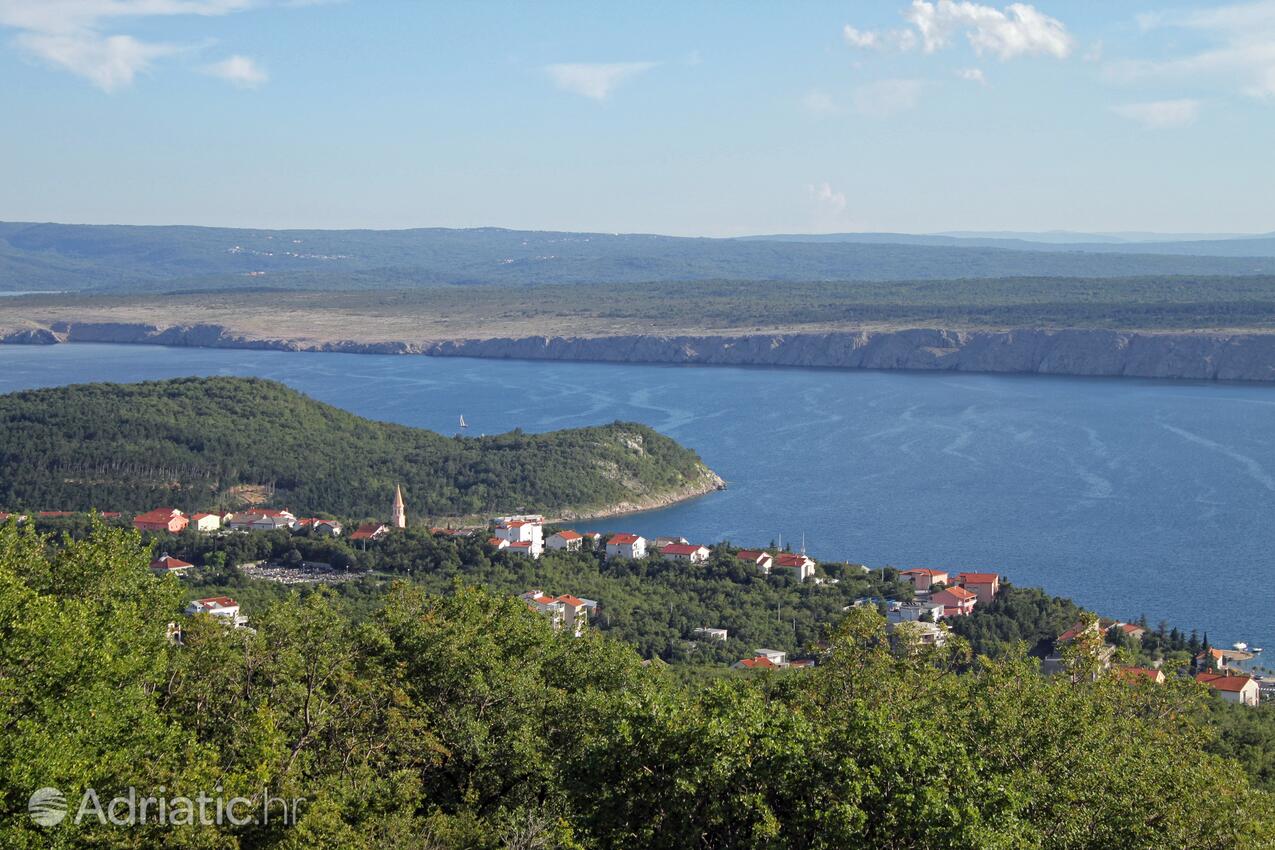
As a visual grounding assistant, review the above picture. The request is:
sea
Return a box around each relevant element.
[0,342,1270,663]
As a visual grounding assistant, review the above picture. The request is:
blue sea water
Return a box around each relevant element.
[1,342,1271,659]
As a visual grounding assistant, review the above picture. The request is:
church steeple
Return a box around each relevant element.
[392,484,406,529]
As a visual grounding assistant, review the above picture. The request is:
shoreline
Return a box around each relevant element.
[7,320,1275,383]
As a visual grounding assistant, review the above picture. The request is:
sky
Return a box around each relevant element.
[1,0,1274,236]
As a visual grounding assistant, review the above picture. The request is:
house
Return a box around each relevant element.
[494,518,544,557]
[520,589,587,636]
[297,518,342,536]
[1042,620,1117,677]
[150,554,195,576]
[227,509,297,532]
[547,529,584,551]
[1196,672,1261,706]
[38,511,75,518]
[692,627,728,642]
[653,536,689,548]
[185,596,246,627]
[506,540,539,558]
[350,523,389,542]
[754,648,788,667]
[133,508,188,534]
[887,619,947,650]
[931,586,977,617]
[736,549,774,574]
[1116,667,1165,685]
[955,572,1000,604]
[773,553,816,582]
[900,568,949,592]
[733,655,780,671]
[487,536,510,550]
[188,512,223,533]
[1194,648,1252,673]
[887,599,945,623]
[606,533,647,560]
[661,543,710,564]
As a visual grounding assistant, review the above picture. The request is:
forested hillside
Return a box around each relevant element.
[0,377,719,518]
[6,221,1275,292]
[0,524,1270,848]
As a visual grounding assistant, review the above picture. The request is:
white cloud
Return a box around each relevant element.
[544,61,657,101]
[955,66,987,84]
[852,78,926,116]
[202,53,267,88]
[809,182,848,215]
[0,0,285,91]
[843,25,880,49]
[801,89,841,116]
[844,1,1072,61]
[1113,1,1275,99]
[1110,99,1201,129]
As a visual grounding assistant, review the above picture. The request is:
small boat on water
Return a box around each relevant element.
[459,415,468,429]
[1254,647,1264,654]
[1233,642,1249,651]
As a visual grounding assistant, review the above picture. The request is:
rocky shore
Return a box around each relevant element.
[7,320,1275,382]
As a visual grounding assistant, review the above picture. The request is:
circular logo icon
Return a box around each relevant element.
[29,787,67,827]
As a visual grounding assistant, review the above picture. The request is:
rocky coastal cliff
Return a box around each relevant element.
[7,320,1275,382]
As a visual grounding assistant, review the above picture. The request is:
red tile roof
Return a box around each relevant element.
[902,568,948,577]
[1196,672,1255,693]
[608,533,641,545]
[661,543,704,556]
[933,586,976,602]
[957,572,999,584]
[775,553,813,568]
[736,549,770,561]
[151,555,193,570]
[195,596,237,608]
[1117,667,1164,683]
[135,507,183,523]
[555,594,585,607]
[553,530,583,540]
[736,656,779,670]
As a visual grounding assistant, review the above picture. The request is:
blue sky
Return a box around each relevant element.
[1,0,1273,235]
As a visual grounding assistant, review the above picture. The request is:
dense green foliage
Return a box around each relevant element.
[6,221,1275,293]
[1,523,1271,848]
[947,585,1086,658]
[0,377,717,518]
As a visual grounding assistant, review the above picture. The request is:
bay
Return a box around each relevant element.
[0,342,1271,659]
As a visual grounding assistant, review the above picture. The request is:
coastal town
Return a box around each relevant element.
[3,484,1269,707]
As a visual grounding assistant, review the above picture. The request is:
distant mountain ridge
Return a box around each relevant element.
[4,221,1275,293]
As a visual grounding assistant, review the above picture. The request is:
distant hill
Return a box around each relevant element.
[5,222,1275,293]
[0,377,720,518]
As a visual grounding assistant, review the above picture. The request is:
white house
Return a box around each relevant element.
[521,589,587,636]
[693,627,728,642]
[661,543,710,564]
[188,512,223,533]
[495,518,544,557]
[772,553,816,582]
[227,509,297,532]
[606,533,646,560]
[754,648,789,667]
[150,554,195,576]
[298,518,343,536]
[736,549,774,574]
[887,600,946,623]
[185,596,246,627]
[1196,673,1262,707]
[546,529,584,551]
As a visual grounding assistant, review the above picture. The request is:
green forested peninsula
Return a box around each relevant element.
[1,523,1271,849]
[0,377,719,518]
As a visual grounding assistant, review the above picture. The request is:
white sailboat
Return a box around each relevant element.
[459,415,468,429]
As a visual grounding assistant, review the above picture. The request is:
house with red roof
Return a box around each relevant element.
[733,655,779,671]
[350,523,389,542]
[605,533,647,560]
[520,589,588,635]
[900,568,949,592]
[150,554,195,576]
[297,517,342,536]
[773,552,816,582]
[487,536,510,550]
[547,529,584,551]
[661,543,710,564]
[188,512,223,533]
[134,508,189,534]
[494,517,544,556]
[1196,672,1261,706]
[931,585,977,617]
[955,572,1000,605]
[1116,667,1165,685]
[185,596,246,627]
[736,549,774,574]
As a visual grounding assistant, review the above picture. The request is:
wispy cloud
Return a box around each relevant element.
[0,0,287,91]
[544,61,658,101]
[1111,1,1275,99]
[202,53,267,88]
[809,182,848,215]
[1110,99,1201,129]
[955,67,987,84]
[845,1,1073,61]
[852,78,926,116]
